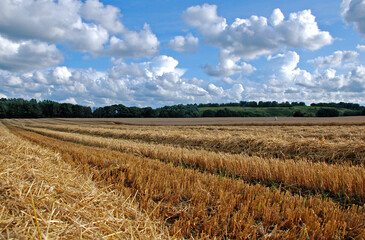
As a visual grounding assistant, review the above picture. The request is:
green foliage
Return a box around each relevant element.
[0,98,92,118]
[316,108,340,117]
[0,98,363,118]
[202,109,216,117]
[293,110,305,117]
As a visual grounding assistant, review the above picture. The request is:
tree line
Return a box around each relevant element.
[0,98,92,118]
[199,101,306,108]
[0,98,364,118]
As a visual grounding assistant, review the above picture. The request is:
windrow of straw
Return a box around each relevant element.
[0,122,170,239]
[24,121,365,165]
[5,122,365,239]
[12,123,365,205]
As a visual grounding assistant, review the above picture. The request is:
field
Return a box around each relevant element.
[1,118,365,239]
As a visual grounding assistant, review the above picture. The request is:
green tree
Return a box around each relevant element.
[316,108,340,117]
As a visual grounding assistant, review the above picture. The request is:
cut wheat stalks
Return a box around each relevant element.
[10,123,365,206]
[0,122,171,239]
[23,120,365,165]
[7,122,365,239]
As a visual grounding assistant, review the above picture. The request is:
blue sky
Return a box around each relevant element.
[0,0,365,107]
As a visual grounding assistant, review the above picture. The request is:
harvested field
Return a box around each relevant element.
[1,118,365,239]
[53,116,365,126]
[0,121,169,239]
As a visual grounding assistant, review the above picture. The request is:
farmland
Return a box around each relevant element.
[1,118,365,239]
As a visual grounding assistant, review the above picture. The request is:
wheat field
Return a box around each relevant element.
[1,118,364,239]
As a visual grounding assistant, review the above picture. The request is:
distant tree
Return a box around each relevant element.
[39,100,60,117]
[343,110,361,116]
[59,103,73,118]
[0,104,8,118]
[316,108,340,117]
[293,110,305,117]
[202,109,216,117]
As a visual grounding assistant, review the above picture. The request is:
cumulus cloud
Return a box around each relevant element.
[203,50,256,76]
[80,0,124,34]
[52,67,73,85]
[108,24,160,58]
[0,0,160,60]
[341,0,365,37]
[61,97,78,105]
[167,33,199,53]
[308,50,359,69]
[267,51,312,87]
[275,9,333,50]
[347,65,365,91]
[357,44,365,52]
[258,50,365,98]
[0,55,246,107]
[183,4,332,76]
[0,34,63,72]
[183,5,332,59]
[182,4,227,37]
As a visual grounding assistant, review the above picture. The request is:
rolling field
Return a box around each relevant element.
[1,118,365,239]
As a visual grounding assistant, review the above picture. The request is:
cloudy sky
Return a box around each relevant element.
[1,0,365,107]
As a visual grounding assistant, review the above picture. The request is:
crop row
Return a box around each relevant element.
[6,123,365,239]
[10,122,365,206]
[0,122,169,239]
[23,121,365,165]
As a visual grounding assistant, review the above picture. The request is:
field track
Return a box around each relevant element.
[1,118,365,239]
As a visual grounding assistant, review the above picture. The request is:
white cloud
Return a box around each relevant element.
[267,51,312,87]
[308,50,359,69]
[167,33,199,53]
[0,0,160,59]
[182,4,227,37]
[0,55,246,107]
[275,9,333,50]
[357,44,365,52]
[184,5,332,60]
[203,50,256,76]
[52,66,73,85]
[341,0,365,37]
[61,97,78,105]
[183,4,332,77]
[0,0,82,42]
[347,65,365,91]
[80,0,124,34]
[270,8,285,26]
[7,76,23,87]
[69,24,109,53]
[108,24,160,58]
[0,34,63,72]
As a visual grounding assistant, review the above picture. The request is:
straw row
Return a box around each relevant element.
[25,121,365,165]
[13,123,365,205]
[0,122,170,239]
[7,122,365,239]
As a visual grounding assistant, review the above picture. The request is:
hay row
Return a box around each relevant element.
[0,122,170,239]
[10,122,365,206]
[7,122,365,239]
[25,121,365,165]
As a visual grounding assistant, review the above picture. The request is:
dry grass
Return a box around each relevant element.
[23,120,365,165]
[4,120,365,239]
[53,116,365,126]
[14,123,365,205]
[0,122,170,239]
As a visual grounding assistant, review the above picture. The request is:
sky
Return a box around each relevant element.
[1,0,365,107]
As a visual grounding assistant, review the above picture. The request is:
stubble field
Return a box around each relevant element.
[1,118,364,239]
